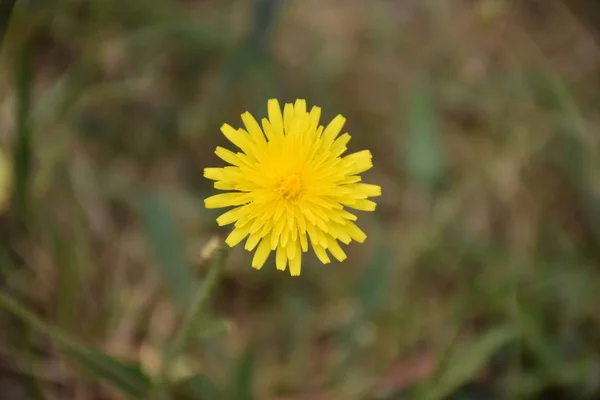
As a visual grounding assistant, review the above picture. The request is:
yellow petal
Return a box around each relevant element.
[241,112,266,144]
[300,207,317,225]
[216,208,242,226]
[316,218,329,233]
[330,224,351,245]
[287,239,297,260]
[326,236,347,262]
[214,181,237,190]
[348,199,377,211]
[289,242,302,276]
[300,231,308,252]
[271,214,286,249]
[249,218,264,234]
[351,183,382,197]
[270,230,280,250]
[305,223,319,246]
[307,106,321,132]
[330,133,350,157]
[337,209,358,221]
[259,220,272,237]
[321,114,346,144]
[215,147,240,166]
[220,124,253,153]
[225,226,250,247]
[338,175,361,185]
[317,229,328,248]
[276,245,287,271]
[205,193,250,209]
[204,167,225,180]
[274,203,285,221]
[252,236,272,270]
[245,231,261,251]
[345,221,367,243]
[261,118,274,140]
[312,244,330,264]
[342,150,373,175]
[283,103,294,134]
[281,225,290,247]
[294,99,307,116]
[297,211,307,233]
[268,99,284,137]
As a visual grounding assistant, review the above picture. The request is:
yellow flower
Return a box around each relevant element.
[204,99,381,276]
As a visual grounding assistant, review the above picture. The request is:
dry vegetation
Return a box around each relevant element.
[1,0,600,399]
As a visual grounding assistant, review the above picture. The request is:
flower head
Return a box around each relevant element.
[204,99,381,276]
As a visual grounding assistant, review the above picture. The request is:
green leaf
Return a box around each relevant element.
[355,248,391,317]
[172,374,222,400]
[139,192,194,307]
[193,318,231,340]
[0,0,17,49]
[333,249,391,382]
[525,69,564,111]
[63,347,151,399]
[0,292,152,398]
[230,343,255,400]
[12,38,32,219]
[426,325,517,400]
[405,80,444,189]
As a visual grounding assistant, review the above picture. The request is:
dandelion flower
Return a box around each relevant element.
[204,99,381,276]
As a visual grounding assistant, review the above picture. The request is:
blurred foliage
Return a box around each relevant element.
[1,0,600,399]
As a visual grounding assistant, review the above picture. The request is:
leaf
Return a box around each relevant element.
[172,374,222,400]
[192,318,231,340]
[139,192,194,307]
[333,249,391,382]
[220,0,283,93]
[0,292,152,398]
[425,325,517,400]
[63,347,151,399]
[405,80,444,189]
[355,248,391,317]
[12,38,32,219]
[525,69,564,111]
[230,343,255,400]
[0,0,16,50]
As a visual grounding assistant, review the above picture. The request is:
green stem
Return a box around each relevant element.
[0,291,73,348]
[153,244,228,399]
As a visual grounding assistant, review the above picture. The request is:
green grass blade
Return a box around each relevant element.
[230,342,255,400]
[355,248,391,317]
[426,325,517,400]
[192,318,231,339]
[63,347,151,399]
[139,192,194,308]
[171,374,222,400]
[152,244,228,399]
[0,291,152,398]
[405,80,444,189]
[333,249,391,382]
[12,38,32,220]
[0,0,17,49]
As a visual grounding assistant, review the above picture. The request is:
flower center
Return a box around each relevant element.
[277,174,302,200]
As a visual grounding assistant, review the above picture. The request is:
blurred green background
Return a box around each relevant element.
[2,0,600,399]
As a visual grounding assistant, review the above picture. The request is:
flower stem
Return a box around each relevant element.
[153,243,228,399]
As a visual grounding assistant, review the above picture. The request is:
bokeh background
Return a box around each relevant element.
[2,0,600,399]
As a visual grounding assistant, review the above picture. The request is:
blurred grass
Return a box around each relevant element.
[1,0,600,399]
